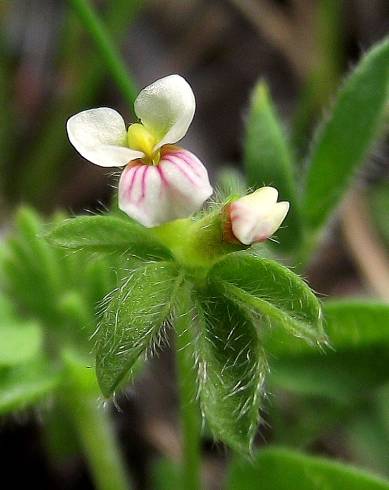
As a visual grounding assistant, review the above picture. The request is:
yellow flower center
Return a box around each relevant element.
[127,123,160,164]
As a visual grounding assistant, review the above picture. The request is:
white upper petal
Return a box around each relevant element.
[230,187,289,245]
[67,108,144,167]
[236,186,278,210]
[118,148,212,227]
[134,75,195,150]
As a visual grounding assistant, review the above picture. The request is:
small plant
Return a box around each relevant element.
[46,28,389,486]
[51,74,324,454]
[1,0,389,488]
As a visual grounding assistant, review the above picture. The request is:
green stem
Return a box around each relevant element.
[71,393,129,490]
[175,293,202,490]
[62,351,131,490]
[69,0,138,109]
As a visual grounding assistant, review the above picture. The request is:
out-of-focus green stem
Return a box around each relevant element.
[69,0,138,108]
[18,0,141,206]
[70,392,130,490]
[62,351,131,490]
[42,400,80,463]
[175,291,202,490]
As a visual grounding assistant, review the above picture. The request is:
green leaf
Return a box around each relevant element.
[1,208,81,327]
[194,292,265,454]
[209,252,325,347]
[96,261,181,396]
[269,393,351,449]
[152,459,181,490]
[46,215,173,260]
[0,321,43,366]
[325,300,389,349]
[347,409,389,478]
[16,207,63,286]
[267,301,389,400]
[0,359,60,414]
[265,300,389,356]
[0,207,126,354]
[303,39,389,233]
[227,447,389,490]
[151,459,182,490]
[269,351,389,402]
[244,81,302,251]
[370,182,389,247]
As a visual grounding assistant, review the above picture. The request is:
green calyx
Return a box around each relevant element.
[150,208,245,275]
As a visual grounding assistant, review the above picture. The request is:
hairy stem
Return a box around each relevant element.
[175,290,202,490]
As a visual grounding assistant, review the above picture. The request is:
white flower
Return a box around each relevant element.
[228,187,289,245]
[67,74,213,227]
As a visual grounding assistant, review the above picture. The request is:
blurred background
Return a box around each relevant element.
[1,1,389,489]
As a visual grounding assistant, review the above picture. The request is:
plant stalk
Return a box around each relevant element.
[62,352,131,490]
[175,293,202,490]
[69,0,138,109]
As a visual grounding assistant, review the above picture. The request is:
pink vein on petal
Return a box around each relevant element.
[157,165,169,187]
[126,165,141,201]
[163,156,198,186]
[139,165,149,202]
[172,151,203,178]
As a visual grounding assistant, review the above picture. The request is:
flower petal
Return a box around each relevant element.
[119,147,212,227]
[268,201,290,236]
[229,187,289,245]
[236,186,278,210]
[134,75,195,150]
[67,108,144,167]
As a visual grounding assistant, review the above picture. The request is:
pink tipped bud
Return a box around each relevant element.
[226,187,289,245]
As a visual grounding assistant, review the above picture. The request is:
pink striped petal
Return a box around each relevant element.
[118,146,213,227]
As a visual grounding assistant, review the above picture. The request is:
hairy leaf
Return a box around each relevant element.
[244,81,302,251]
[303,39,389,233]
[227,447,389,490]
[96,261,181,396]
[209,252,325,347]
[47,215,172,260]
[194,292,265,454]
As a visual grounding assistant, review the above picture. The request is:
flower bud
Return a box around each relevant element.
[226,187,289,245]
